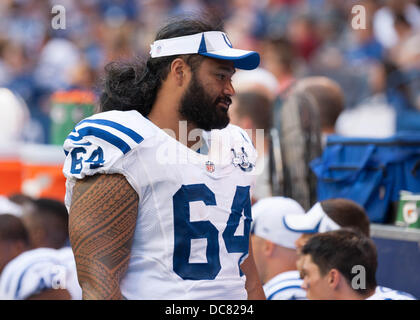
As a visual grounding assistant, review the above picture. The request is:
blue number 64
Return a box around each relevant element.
[172,184,252,280]
[70,146,105,174]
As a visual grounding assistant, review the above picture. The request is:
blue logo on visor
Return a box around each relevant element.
[222,34,233,48]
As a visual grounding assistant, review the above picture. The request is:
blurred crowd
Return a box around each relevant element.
[0,0,419,144]
[0,0,420,300]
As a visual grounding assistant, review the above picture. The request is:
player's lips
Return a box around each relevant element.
[218,101,230,110]
[217,97,232,111]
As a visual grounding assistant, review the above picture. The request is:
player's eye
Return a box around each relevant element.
[216,73,227,81]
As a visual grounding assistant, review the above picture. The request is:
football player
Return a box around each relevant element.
[0,213,81,299]
[251,197,307,300]
[63,17,265,299]
[300,229,416,300]
[285,199,416,300]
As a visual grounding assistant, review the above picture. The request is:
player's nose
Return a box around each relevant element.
[223,80,235,96]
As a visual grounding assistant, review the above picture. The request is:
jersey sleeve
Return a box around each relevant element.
[63,110,147,180]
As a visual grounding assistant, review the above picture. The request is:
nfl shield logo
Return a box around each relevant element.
[205,161,215,173]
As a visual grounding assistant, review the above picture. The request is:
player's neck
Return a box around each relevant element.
[266,262,297,283]
[148,81,204,149]
[148,104,202,149]
[337,285,373,300]
[148,89,181,139]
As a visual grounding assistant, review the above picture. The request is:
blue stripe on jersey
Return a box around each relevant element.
[35,278,48,294]
[267,285,304,300]
[72,142,92,146]
[14,259,52,299]
[67,126,132,154]
[240,131,251,144]
[78,119,144,144]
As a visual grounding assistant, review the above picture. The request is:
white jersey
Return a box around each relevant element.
[0,247,82,300]
[263,270,306,300]
[63,110,258,299]
[366,286,416,300]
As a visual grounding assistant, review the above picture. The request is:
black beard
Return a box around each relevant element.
[178,73,230,131]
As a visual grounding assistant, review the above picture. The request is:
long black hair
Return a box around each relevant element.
[98,16,224,116]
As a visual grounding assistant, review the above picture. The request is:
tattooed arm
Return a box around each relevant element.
[69,173,139,300]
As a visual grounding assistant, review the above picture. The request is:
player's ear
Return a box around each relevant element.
[170,58,189,87]
[327,268,340,290]
[263,240,275,257]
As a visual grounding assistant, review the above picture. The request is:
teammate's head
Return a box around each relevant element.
[251,197,305,284]
[229,91,272,137]
[21,198,69,249]
[262,36,295,79]
[99,16,259,131]
[0,214,29,273]
[8,193,33,206]
[284,198,370,253]
[300,229,377,300]
[294,77,344,135]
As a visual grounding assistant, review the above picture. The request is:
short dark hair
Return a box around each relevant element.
[30,198,69,249]
[321,198,370,237]
[99,16,225,116]
[302,229,377,294]
[264,36,295,72]
[234,92,273,133]
[0,214,29,245]
[298,79,344,130]
[8,193,33,206]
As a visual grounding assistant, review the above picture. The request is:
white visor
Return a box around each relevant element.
[150,31,260,70]
[251,197,305,249]
[283,202,341,234]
